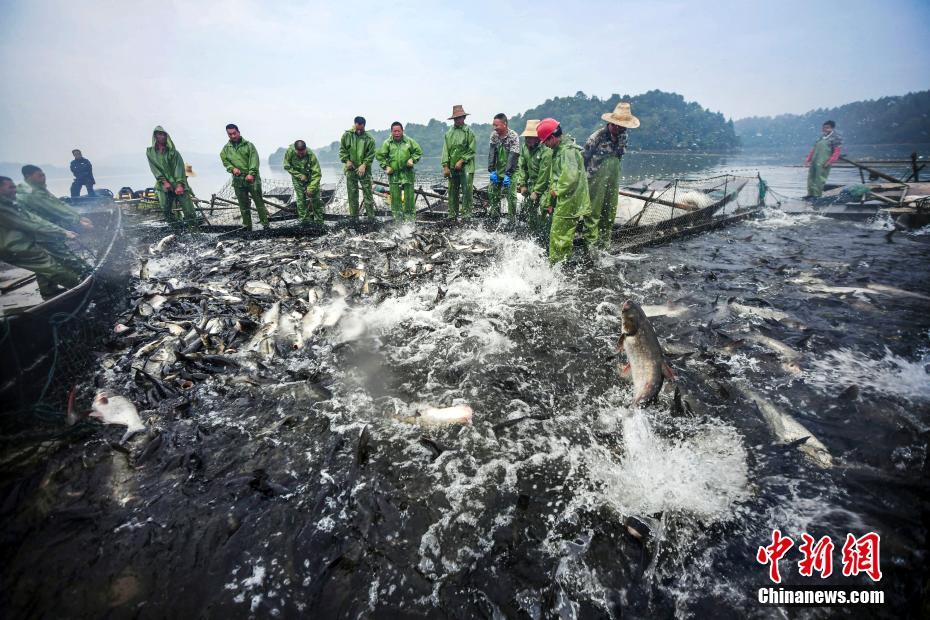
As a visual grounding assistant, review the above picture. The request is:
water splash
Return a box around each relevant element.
[806,346,930,402]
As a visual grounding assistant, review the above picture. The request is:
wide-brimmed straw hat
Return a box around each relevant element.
[601,102,640,128]
[521,119,541,138]
[448,104,469,120]
[184,163,197,177]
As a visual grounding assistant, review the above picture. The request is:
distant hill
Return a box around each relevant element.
[734,90,930,148]
[269,89,740,168]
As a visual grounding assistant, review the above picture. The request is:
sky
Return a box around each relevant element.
[1,0,928,165]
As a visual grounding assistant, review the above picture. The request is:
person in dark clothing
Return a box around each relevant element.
[69,149,96,198]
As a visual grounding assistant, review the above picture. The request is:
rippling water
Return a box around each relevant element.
[2,156,929,618]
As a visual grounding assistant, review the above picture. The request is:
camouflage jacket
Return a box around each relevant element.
[583,126,627,175]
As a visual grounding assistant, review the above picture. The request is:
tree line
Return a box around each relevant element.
[269,89,741,168]
[734,90,930,147]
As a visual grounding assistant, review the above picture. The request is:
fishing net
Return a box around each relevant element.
[611,174,768,250]
[0,205,130,431]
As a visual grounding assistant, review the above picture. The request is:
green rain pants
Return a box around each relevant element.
[293,180,324,224]
[389,182,416,222]
[234,180,270,230]
[447,171,474,220]
[346,170,375,219]
[488,181,517,219]
[588,159,621,247]
[156,187,198,227]
[548,210,598,264]
[1,247,83,299]
[807,140,833,198]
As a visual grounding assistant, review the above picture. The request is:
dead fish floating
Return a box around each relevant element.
[89,391,146,443]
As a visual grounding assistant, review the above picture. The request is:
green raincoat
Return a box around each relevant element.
[806,131,842,198]
[339,129,377,219]
[441,125,477,219]
[487,129,520,219]
[146,126,198,226]
[0,196,84,298]
[283,145,323,223]
[547,137,597,264]
[376,135,423,221]
[584,126,626,247]
[220,136,269,229]
[16,181,81,229]
[514,141,552,232]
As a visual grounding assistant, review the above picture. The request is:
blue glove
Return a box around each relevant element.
[489,170,499,184]
[503,174,511,188]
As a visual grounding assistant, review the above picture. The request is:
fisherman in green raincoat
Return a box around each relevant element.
[220,124,269,230]
[513,119,552,234]
[536,119,598,264]
[283,140,323,224]
[487,113,520,220]
[16,165,92,278]
[0,176,84,299]
[376,122,422,222]
[146,126,199,227]
[805,120,843,198]
[339,117,377,221]
[441,105,477,220]
[584,102,639,247]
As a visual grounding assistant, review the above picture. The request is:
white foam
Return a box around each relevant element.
[806,346,930,402]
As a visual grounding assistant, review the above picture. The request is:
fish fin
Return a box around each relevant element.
[662,362,675,380]
[619,364,632,379]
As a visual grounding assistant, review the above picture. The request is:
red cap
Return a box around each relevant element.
[536,118,559,142]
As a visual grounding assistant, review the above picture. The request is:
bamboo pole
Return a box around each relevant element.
[838,157,901,183]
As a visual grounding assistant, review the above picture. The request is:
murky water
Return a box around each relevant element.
[2,156,929,618]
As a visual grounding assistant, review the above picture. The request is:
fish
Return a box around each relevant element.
[242,281,276,297]
[617,300,674,405]
[740,332,803,374]
[641,303,691,319]
[733,383,833,468]
[245,302,280,357]
[89,391,146,443]
[399,404,474,426]
[149,234,177,255]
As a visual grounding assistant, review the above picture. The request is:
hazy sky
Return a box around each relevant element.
[1,0,928,164]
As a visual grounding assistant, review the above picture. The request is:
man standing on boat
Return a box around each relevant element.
[283,140,324,225]
[584,102,639,247]
[514,119,552,235]
[805,120,843,199]
[536,118,597,264]
[220,124,269,231]
[0,176,85,299]
[339,117,377,222]
[376,122,422,222]
[487,113,520,221]
[441,105,477,221]
[146,126,199,227]
[69,149,95,198]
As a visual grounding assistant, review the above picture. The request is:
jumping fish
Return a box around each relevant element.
[399,404,474,426]
[149,234,177,255]
[617,300,674,405]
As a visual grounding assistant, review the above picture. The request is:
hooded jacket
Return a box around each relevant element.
[146,126,189,189]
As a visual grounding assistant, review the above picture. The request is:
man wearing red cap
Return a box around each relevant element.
[536,118,598,263]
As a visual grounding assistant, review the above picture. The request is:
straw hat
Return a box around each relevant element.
[601,102,640,128]
[184,163,197,177]
[448,104,469,120]
[521,119,541,138]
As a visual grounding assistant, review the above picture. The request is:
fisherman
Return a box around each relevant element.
[487,113,520,220]
[584,102,639,246]
[441,105,477,221]
[339,116,377,221]
[69,149,95,198]
[536,118,597,263]
[805,120,843,199]
[17,165,94,232]
[0,176,85,299]
[376,122,422,222]
[146,126,199,227]
[513,119,552,235]
[220,124,269,231]
[283,140,324,225]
